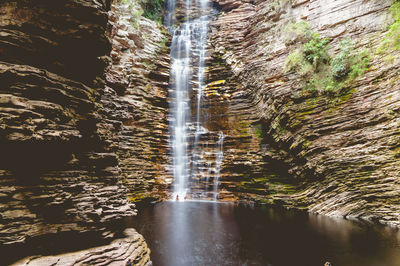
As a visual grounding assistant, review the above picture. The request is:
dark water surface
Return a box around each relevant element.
[127,201,400,266]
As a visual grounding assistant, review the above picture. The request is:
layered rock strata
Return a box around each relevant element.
[0,0,170,263]
[13,229,151,266]
[204,0,400,226]
[105,1,171,202]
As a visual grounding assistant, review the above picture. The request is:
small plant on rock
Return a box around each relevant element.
[331,39,371,82]
[377,0,400,59]
[140,0,165,23]
[285,49,310,75]
[284,29,330,78]
[347,49,371,80]
[303,33,330,69]
[331,39,353,80]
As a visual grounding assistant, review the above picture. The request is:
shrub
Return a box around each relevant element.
[392,0,400,20]
[285,49,305,72]
[377,0,400,54]
[348,49,371,80]
[140,0,165,23]
[284,22,371,94]
[331,39,353,79]
[303,33,330,69]
[284,32,330,76]
[285,37,370,92]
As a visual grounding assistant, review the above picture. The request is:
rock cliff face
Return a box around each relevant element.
[205,0,400,226]
[0,0,169,263]
[1,0,400,262]
[105,0,171,202]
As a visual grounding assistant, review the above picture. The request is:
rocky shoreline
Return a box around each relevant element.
[12,229,151,266]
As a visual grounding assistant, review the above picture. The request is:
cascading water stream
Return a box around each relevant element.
[167,0,223,200]
[213,131,224,200]
[191,13,209,188]
[169,22,191,200]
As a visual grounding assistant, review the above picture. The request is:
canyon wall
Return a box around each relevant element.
[106,0,171,202]
[1,0,400,263]
[205,0,400,227]
[0,0,169,263]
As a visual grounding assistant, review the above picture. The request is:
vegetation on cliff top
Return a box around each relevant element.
[284,1,398,92]
[284,21,371,93]
[119,0,165,24]
[139,0,165,23]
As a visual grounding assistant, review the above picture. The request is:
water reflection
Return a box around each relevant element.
[307,214,400,266]
[127,202,400,266]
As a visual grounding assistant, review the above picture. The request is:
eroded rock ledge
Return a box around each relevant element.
[13,229,151,266]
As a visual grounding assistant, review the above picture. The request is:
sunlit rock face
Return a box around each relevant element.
[203,0,400,226]
[106,1,171,202]
[0,0,169,262]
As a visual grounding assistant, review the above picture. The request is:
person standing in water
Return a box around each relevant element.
[125,258,133,266]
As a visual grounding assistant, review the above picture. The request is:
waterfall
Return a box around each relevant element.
[192,10,210,188]
[213,131,224,200]
[169,24,191,200]
[167,0,222,200]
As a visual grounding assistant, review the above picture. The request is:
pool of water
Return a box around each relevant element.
[126,201,400,266]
